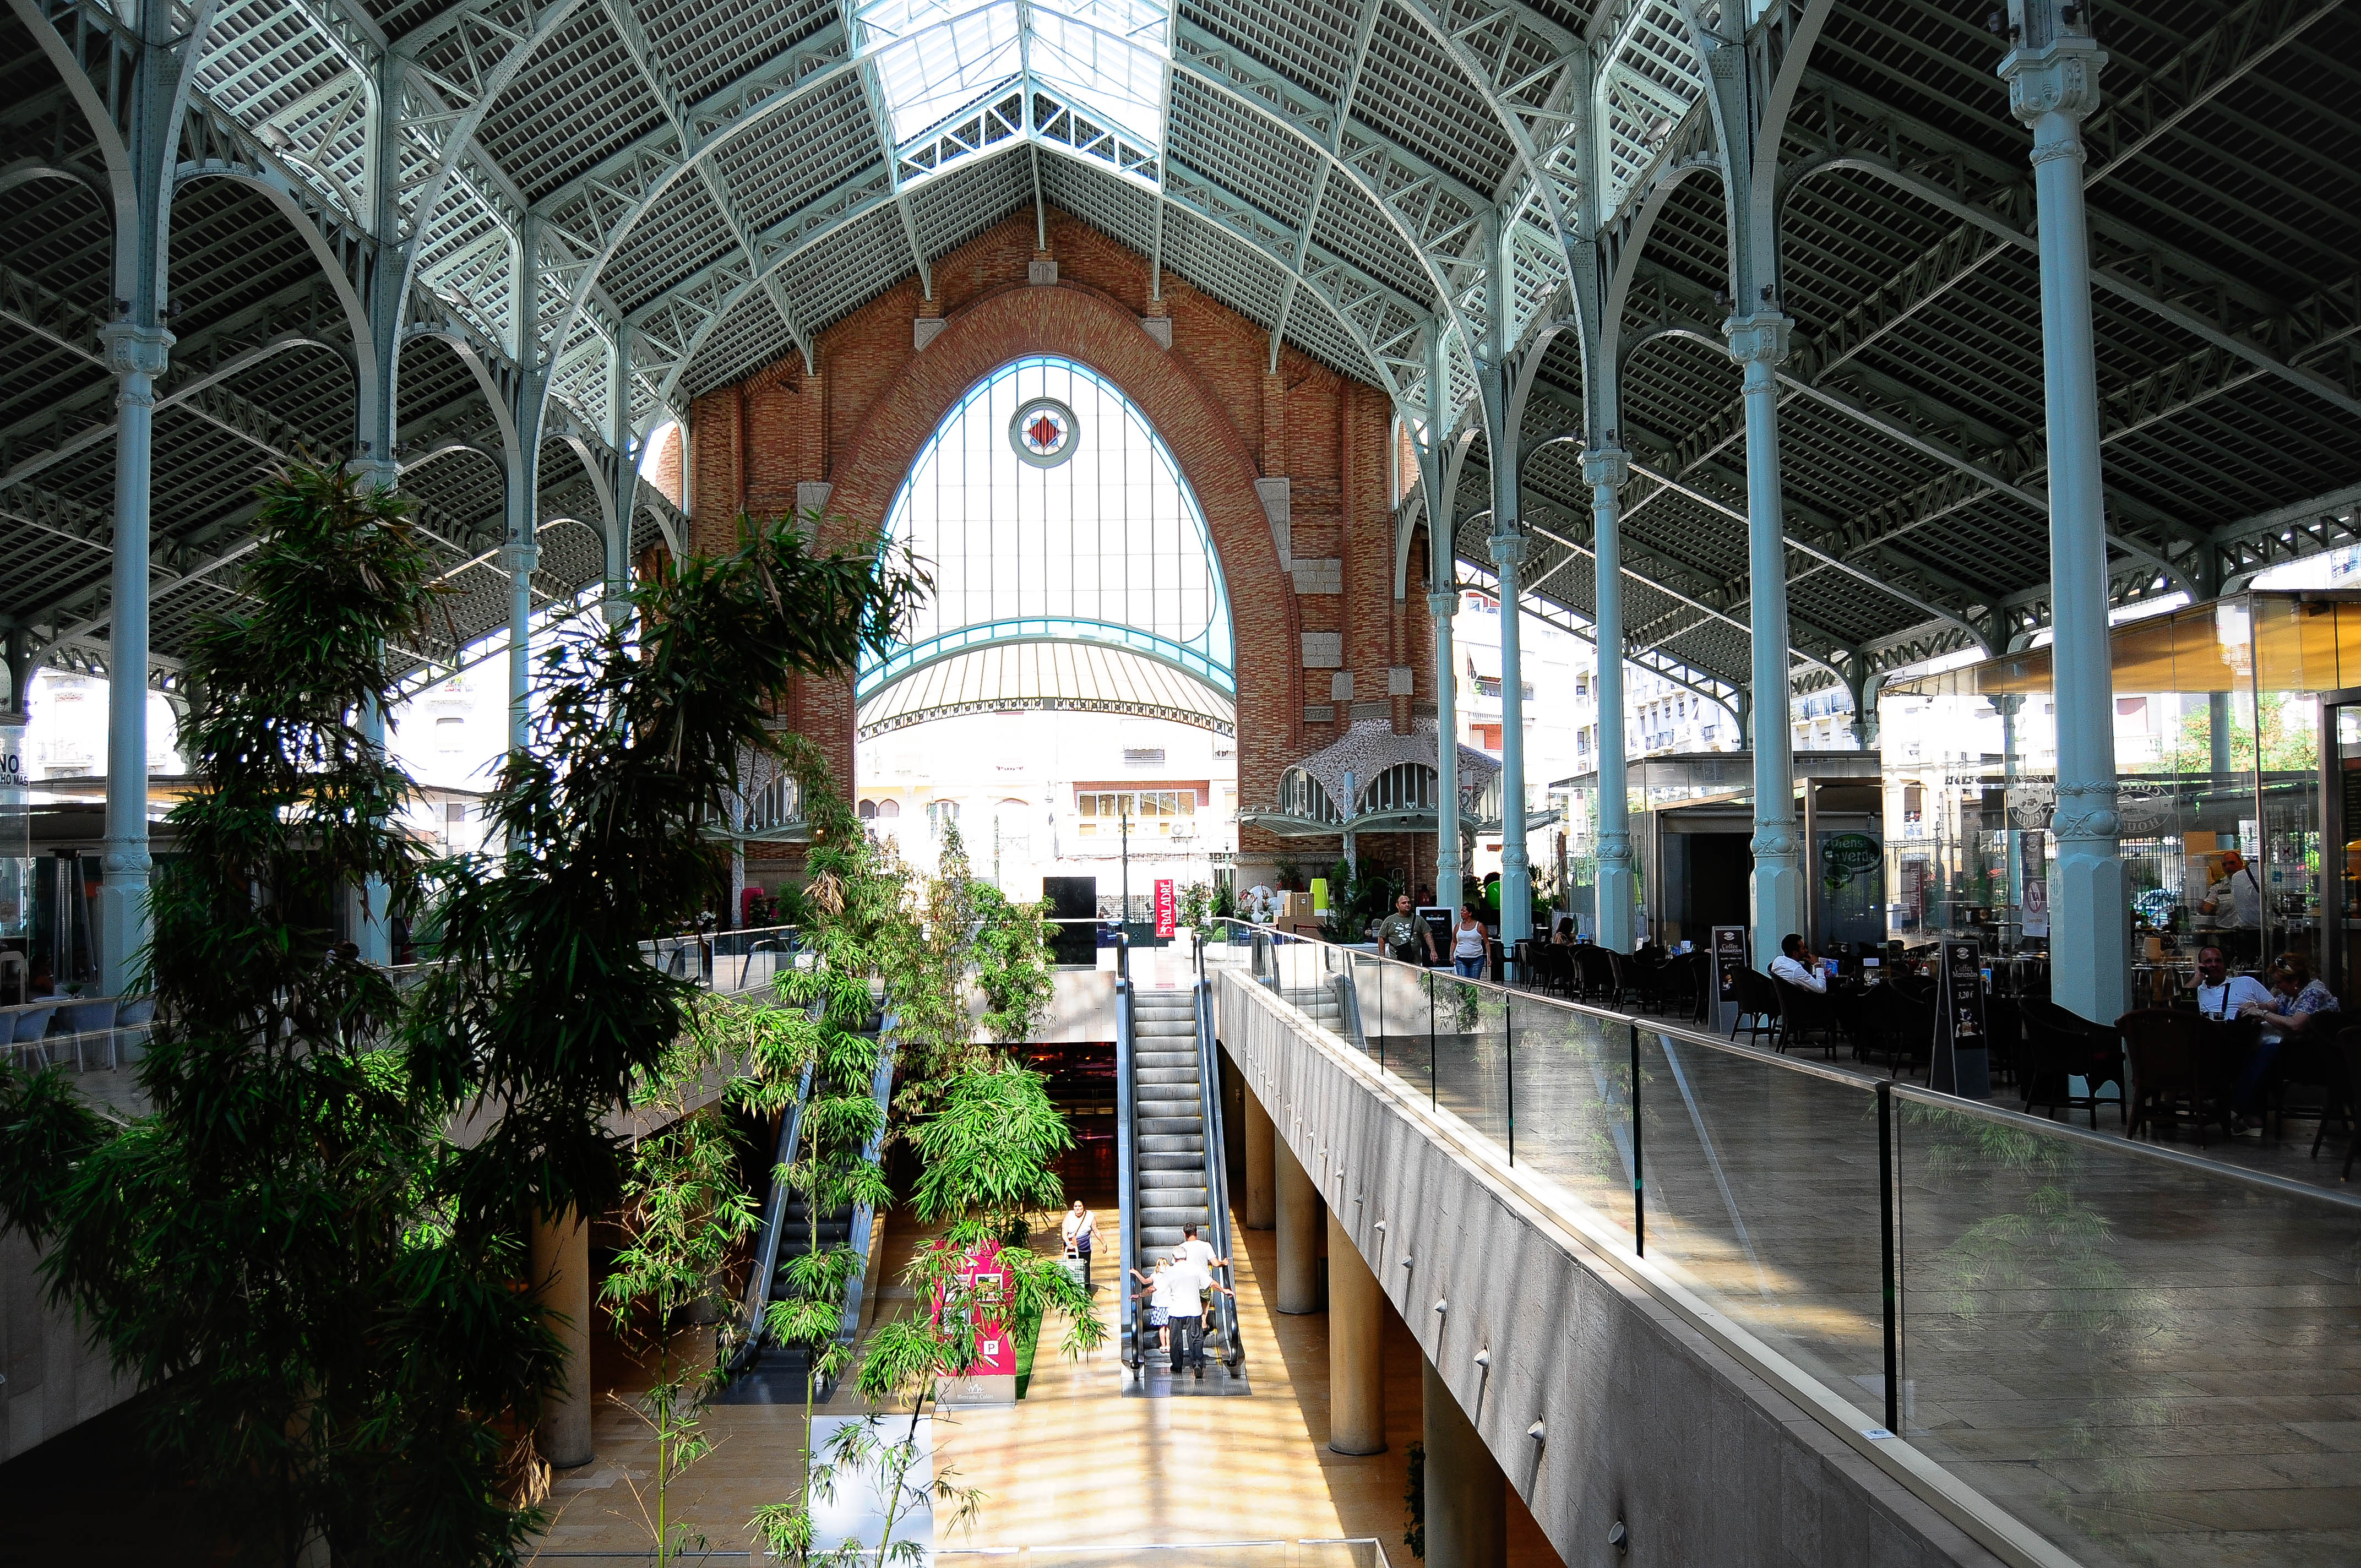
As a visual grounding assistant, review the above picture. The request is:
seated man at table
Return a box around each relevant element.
[1770,933,1827,994]
[2227,950,2340,1134]
[2192,944,2270,1022]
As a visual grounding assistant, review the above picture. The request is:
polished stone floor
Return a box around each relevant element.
[1272,951,2361,1568]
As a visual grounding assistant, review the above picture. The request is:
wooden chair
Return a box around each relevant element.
[1852,982,1933,1077]
[1772,976,1843,1059]
[2019,997,2127,1128]
[2118,1007,2232,1145]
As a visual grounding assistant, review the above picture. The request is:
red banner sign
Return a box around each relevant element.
[1155,878,1177,938]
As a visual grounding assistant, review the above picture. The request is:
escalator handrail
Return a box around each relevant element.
[730,1057,814,1374]
[1114,972,1141,1371]
[822,1015,899,1396]
[1193,967,1243,1371]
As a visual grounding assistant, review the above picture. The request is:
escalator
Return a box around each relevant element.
[1116,944,1245,1390]
[721,1028,895,1404]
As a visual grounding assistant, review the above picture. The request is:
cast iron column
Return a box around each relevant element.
[1725,312,1804,966]
[1490,522,1532,964]
[1586,446,1634,949]
[97,321,173,995]
[2002,2,2128,1023]
[1432,589,1462,907]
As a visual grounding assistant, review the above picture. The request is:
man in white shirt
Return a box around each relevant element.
[1156,1254,1213,1375]
[1174,1223,1225,1275]
[2200,853,2263,959]
[2193,944,2272,1022]
[1768,933,1827,994]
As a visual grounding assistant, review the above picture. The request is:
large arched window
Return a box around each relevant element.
[858,357,1233,705]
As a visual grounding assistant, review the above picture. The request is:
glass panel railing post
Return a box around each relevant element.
[1427,969,1438,1113]
[1504,993,1516,1166]
[1877,1078,1899,1439]
[1629,1019,1643,1257]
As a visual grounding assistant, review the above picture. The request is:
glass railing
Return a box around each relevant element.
[1210,918,2361,1568]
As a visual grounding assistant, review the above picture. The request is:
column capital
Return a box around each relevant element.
[1427,589,1457,620]
[344,456,400,493]
[1581,445,1630,492]
[1722,312,1792,369]
[100,320,173,380]
[2000,34,2105,129]
[1487,530,1528,571]
[500,542,540,575]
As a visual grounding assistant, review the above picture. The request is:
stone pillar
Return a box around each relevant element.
[531,1208,593,1468]
[1326,1210,1385,1455]
[1423,1354,1505,1568]
[1724,312,1804,967]
[1242,1084,1276,1228]
[1274,1133,1319,1314]
[2003,6,2128,1025]
[1586,446,1635,950]
[1431,590,1462,907]
[97,322,172,997]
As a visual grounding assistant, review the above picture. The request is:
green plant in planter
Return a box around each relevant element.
[599,1032,760,1565]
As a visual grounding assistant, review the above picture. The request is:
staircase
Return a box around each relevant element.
[1130,988,1210,1262]
[1279,982,1348,1039]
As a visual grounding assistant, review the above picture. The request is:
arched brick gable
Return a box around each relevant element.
[689,209,1434,886]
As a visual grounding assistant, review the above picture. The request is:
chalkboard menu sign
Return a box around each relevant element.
[1932,939,1991,1098]
[1714,925,1749,1003]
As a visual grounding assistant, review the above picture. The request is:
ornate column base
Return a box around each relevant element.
[1595,832,1635,950]
[1749,822,1807,967]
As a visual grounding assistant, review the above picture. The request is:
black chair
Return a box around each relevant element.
[1661,950,1711,1023]
[2019,997,2128,1128]
[1851,981,1933,1077]
[1613,951,1668,1015]
[1729,966,1780,1047]
[2268,1030,2346,1142]
[2312,1027,2361,1178]
[1772,976,1843,1059]
[1982,994,2024,1087]
[2118,1007,2232,1145]
[1571,944,1619,1004]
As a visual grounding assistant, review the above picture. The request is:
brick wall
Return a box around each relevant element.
[689,208,1428,878]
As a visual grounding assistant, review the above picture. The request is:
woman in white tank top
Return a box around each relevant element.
[1451,903,1489,978]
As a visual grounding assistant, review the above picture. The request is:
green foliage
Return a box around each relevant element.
[402,505,922,1224]
[600,1041,759,1565]
[972,884,1053,1046]
[0,465,556,1564]
[909,1066,1072,1233]
[0,472,922,1565]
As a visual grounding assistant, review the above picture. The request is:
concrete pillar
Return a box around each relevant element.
[2003,6,2128,1025]
[1422,1354,1505,1568]
[1242,1083,1276,1229]
[1274,1133,1320,1314]
[1326,1210,1385,1455]
[1725,312,1805,966]
[1586,446,1634,950]
[531,1208,593,1468]
[96,322,172,997]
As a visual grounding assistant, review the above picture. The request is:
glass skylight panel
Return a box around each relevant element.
[855,0,1172,176]
[864,0,1022,144]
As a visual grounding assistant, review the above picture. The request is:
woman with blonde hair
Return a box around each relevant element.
[2229,949,2339,1133]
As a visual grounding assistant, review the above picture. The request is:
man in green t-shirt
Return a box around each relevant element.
[1377,893,1439,966]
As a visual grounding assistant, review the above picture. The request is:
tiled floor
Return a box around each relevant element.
[533,1196,1559,1565]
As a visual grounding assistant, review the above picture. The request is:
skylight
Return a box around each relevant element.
[854,0,1171,187]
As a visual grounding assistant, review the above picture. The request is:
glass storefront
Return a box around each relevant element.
[1880,590,2361,998]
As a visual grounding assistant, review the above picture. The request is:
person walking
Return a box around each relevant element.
[1451,903,1489,978]
[1061,1199,1097,1288]
[1131,1257,1176,1366]
[1379,892,1439,966]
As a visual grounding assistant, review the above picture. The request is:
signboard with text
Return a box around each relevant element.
[934,1239,1017,1405]
[1713,925,1749,1003]
[1932,939,1990,1098]
[1155,878,1176,938]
